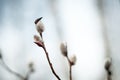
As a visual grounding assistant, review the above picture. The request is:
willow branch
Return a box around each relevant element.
[42,44,61,80]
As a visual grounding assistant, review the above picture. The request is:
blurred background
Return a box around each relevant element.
[0,0,120,80]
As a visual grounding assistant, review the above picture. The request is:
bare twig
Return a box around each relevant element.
[0,59,25,80]
[0,50,33,80]
[42,43,61,80]
[24,70,32,80]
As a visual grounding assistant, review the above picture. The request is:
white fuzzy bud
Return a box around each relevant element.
[28,62,34,72]
[34,35,44,47]
[35,17,45,34]
[70,54,76,65]
[104,57,112,71]
[60,42,67,57]
[34,35,43,43]
[34,35,40,41]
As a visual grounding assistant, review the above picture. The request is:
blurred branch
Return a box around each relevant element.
[66,56,72,80]
[0,50,34,80]
[24,70,33,80]
[48,0,64,40]
[97,1,112,80]
[0,58,25,80]
[97,0,111,57]
[24,62,34,80]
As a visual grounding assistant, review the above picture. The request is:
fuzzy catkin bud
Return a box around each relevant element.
[34,35,40,41]
[0,50,2,59]
[60,42,67,57]
[28,62,34,72]
[35,17,45,34]
[70,55,76,65]
[104,57,112,71]
[34,35,43,47]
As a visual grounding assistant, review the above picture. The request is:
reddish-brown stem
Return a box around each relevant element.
[66,56,72,80]
[42,44,61,80]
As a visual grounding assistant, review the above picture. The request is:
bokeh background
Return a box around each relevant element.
[0,0,120,80]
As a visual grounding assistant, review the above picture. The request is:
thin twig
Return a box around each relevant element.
[0,59,25,80]
[42,44,61,80]
[24,70,32,80]
[66,56,72,80]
